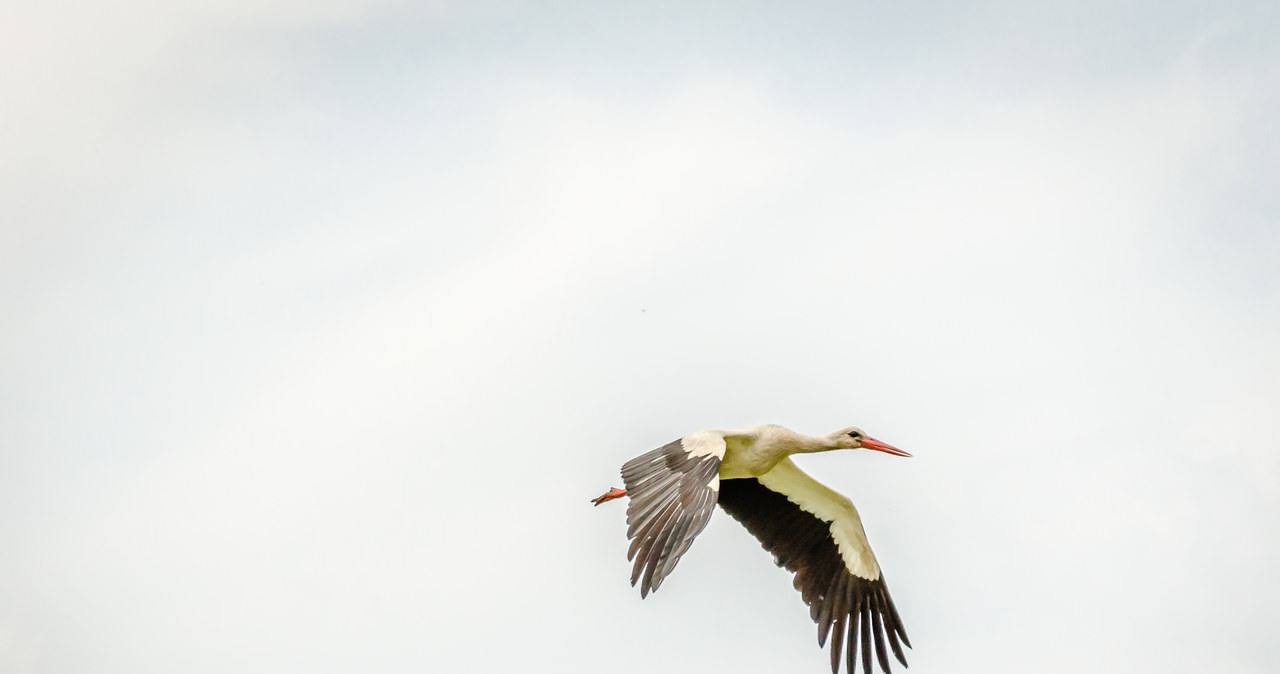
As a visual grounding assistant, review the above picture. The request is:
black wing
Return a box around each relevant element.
[718,475,911,674]
[621,435,724,598]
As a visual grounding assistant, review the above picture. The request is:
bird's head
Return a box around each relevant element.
[829,426,912,456]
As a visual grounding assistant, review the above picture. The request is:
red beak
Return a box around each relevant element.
[861,436,912,457]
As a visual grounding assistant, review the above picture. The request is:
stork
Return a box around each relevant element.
[592,424,912,674]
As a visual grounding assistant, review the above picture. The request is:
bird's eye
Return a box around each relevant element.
[847,431,863,439]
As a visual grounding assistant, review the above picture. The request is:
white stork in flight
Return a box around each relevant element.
[592,424,912,674]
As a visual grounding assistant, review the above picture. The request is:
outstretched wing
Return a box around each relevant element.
[621,431,726,598]
[717,458,911,674]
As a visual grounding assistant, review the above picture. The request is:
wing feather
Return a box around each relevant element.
[717,459,911,674]
[620,435,725,598]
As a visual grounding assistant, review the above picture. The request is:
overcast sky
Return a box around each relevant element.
[2,2,1278,673]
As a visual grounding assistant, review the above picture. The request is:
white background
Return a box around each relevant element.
[3,2,1277,672]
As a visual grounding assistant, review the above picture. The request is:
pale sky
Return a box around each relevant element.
[2,2,1278,673]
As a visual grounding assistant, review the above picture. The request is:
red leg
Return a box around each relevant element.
[591,487,627,506]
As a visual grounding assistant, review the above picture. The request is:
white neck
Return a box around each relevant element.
[754,426,841,456]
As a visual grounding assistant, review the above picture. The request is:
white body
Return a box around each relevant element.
[693,424,884,580]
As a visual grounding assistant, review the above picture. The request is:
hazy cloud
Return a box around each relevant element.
[2,2,1277,674]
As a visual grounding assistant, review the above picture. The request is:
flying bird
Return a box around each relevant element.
[592,424,912,674]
